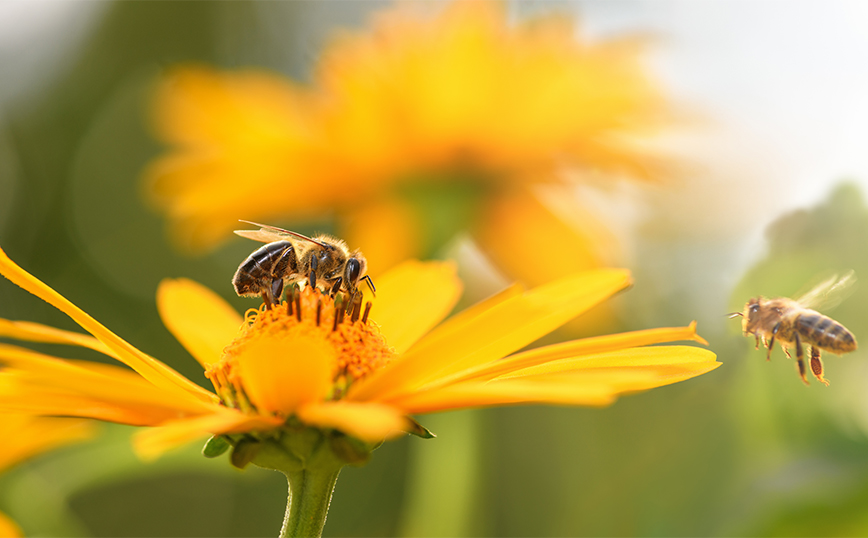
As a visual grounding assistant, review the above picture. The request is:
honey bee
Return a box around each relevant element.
[731,272,858,385]
[232,220,374,310]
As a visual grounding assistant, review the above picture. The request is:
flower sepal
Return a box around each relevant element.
[202,435,231,458]
[221,420,380,537]
[233,419,377,474]
[406,417,437,439]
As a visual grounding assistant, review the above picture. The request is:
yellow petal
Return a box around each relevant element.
[386,379,616,414]
[0,344,218,423]
[146,152,337,252]
[0,374,190,426]
[145,66,345,252]
[363,282,523,394]
[433,322,708,385]
[0,318,113,356]
[387,351,719,415]
[133,410,283,461]
[0,414,96,472]
[495,363,721,397]
[0,246,216,405]
[495,345,719,380]
[151,66,315,153]
[233,332,334,414]
[157,278,243,369]
[415,282,524,349]
[297,401,408,442]
[0,389,187,426]
[350,269,631,402]
[371,260,463,354]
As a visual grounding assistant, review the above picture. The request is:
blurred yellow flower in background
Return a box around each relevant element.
[145,0,669,287]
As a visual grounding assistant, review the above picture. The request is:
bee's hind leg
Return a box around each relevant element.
[261,291,273,311]
[271,278,284,304]
[794,332,809,385]
[261,279,284,311]
[810,346,830,386]
[766,322,781,361]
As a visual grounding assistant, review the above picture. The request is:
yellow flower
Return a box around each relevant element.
[316,1,664,184]
[144,1,668,286]
[0,245,717,462]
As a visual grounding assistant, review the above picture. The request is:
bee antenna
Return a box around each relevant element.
[727,312,744,319]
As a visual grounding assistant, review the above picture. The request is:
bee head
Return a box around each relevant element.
[741,297,763,333]
[343,251,367,291]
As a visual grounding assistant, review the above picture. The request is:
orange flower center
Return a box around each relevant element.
[205,287,394,414]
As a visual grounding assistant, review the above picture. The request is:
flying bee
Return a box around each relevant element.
[232,220,374,310]
[730,271,858,385]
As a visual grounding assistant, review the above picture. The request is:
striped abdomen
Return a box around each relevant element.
[232,240,298,296]
[795,312,858,353]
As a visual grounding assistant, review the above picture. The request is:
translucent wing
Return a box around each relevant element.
[234,229,287,243]
[234,220,328,248]
[794,270,856,311]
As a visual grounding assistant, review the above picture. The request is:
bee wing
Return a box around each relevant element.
[233,229,287,243]
[234,220,328,248]
[794,270,857,310]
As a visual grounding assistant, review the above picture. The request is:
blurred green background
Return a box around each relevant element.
[2,2,868,536]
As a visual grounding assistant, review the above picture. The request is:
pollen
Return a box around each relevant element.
[206,287,395,412]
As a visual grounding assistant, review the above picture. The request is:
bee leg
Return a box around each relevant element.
[308,270,317,291]
[271,278,284,305]
[766,323,780,361]
[329,278,343,298]
[345,289,355,314]
[794,332,809,385]
[810,346,830,386]
[346,289,362,315]
[755,334,761,350]
[261,291,274,311]
[308,255,319,291]
[362,274,377,296]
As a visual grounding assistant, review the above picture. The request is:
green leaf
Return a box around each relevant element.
[202,435,231,458]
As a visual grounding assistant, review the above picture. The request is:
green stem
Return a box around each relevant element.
[280,468,342,538]
[244,427,370,537]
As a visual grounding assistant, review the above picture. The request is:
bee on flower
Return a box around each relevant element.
[0,243,717,536]
[231,221,374,311]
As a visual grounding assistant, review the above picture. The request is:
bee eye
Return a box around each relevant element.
[346,259,361,284]
[749,304,760,315]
